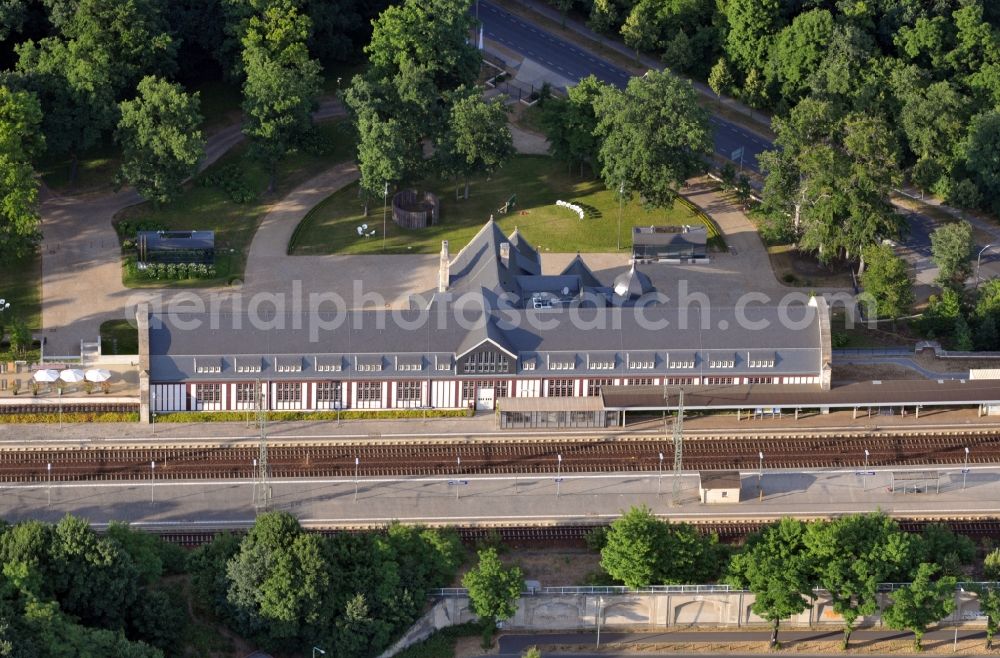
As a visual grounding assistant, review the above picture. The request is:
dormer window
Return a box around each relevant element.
[628,359,654,370]
[709,360,734,369]
[464,350,508,373]
[275,358,303,373]
[669,360,695,369]
[589,359,615,370]
[194,358,221,374]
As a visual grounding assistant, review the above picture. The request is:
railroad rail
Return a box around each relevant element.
[3,433,1000,482]
[150,518,1000,548]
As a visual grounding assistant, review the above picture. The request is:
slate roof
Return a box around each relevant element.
[445,219,540,305]
[559,254,603,289]
[613,264,655,298]
[148,304,824,382]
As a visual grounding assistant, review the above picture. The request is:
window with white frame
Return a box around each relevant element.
[194,359,221,373]
[436,359,452,371]
[746,376,774,384]
[669,360,695,369]
[628,358,655,369]
[709,359,735,368]
[397,361,422,372]
[316,381,341,403]
[357,361,382,372]
[628,378,654,386]
[549,359,575,370]
[462,380,508,401]
[235,382,256,404]
[463,350,508,373]
[196,383,221,403]
[704,376,734,385]
[589,358,615,370]
[397,380,422,401]
[588,378,614,396]
[664,377,693,386]
[357,381,381,401]
[748,359,775,368]
[275,360,302,373]
[548,379,574,397]
[235,360,261,373]
[522,359,535,371]
[315,359,342,372]
[275,382,301,402]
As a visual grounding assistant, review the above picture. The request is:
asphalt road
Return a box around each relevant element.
[478,0,770,171]
[494,629,989,657]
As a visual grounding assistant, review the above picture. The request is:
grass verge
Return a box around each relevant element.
[115,119,355,287]
[394,622,486,658]
[158,409,471,423]
[290,155,716,255]
[99,319,139,355]
[0,250,41,331]
[0,412,139,423]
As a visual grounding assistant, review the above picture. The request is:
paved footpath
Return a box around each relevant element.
[39,100,346,357]
[3,463,998,529]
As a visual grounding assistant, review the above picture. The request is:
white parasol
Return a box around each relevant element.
[32,369,60,383]
[84,369,112,383]
[58,369,85,383]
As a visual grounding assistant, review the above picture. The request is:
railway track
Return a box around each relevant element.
[2,433,1000,482]
[153,518,1000,548]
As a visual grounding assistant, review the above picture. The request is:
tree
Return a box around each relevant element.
[859,244,913,320]
[522,647,542,658]
[355,111,418,215]
[442,91,512,199]
[115,76,205,206]
[600,506,720,587]
[954,314,974,351]
[0,85,43,261]
[962,111,1000,213]
[805,513,919,648]
[899,82,971,192]
[462,548,523,628]
[7,316,30,353]
[915,524,975,577]
[883,562,957,652]
[240,0,322,193]
[724,0,781,75]
[971,582,1000,649]
[0,0,27,41]
[593,70,711,209]
[541,75,604,175]
[771,9,834,102]
[708,58,733,102]
[985,547,1000,580]
[930,221,974,289]
[727,519,815,648]
[365,0,478,93]
[621,0,660,60]
[225,512,331,650]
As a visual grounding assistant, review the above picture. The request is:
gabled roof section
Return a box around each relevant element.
[508,227,540,266]
[455,315,518,360]
[560,254,603,289]
[446,219,543,300]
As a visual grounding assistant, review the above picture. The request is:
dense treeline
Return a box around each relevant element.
[0,515,187,656]
[188,513,464,656]
[592,506,996,650]
[0,0,388,259]
[552,0,1000,263]
[0,512,464,657]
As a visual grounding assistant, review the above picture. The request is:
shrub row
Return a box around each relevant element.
[136,262,217,280]
[198,163,257,204]
[0,412,139,423]
[157,408,470,423]
[115,219,167,239]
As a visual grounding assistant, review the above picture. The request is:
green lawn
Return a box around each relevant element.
[99,319,139,355]
[290,155,719,255]
[38,141,123,194]
[0,251,41,331]
[115,118,355,287]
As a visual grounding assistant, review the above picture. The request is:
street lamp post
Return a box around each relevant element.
[556,454,563,497]
[151,391,156,436]
[863,449,870,490]
[977,244,997,288]
[657,452,664,496]
[47,462,52,507]
[964,447,970,490]
[595,596,605,648]
[616,182,624,251]
[150,461,156,504]
[758,451,764,501]
[382,181,389,253]
[354,456,360,502]
[456,456,461,500]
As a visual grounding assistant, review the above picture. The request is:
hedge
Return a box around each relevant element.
[0,412,139,424]
[157,409,472,423]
